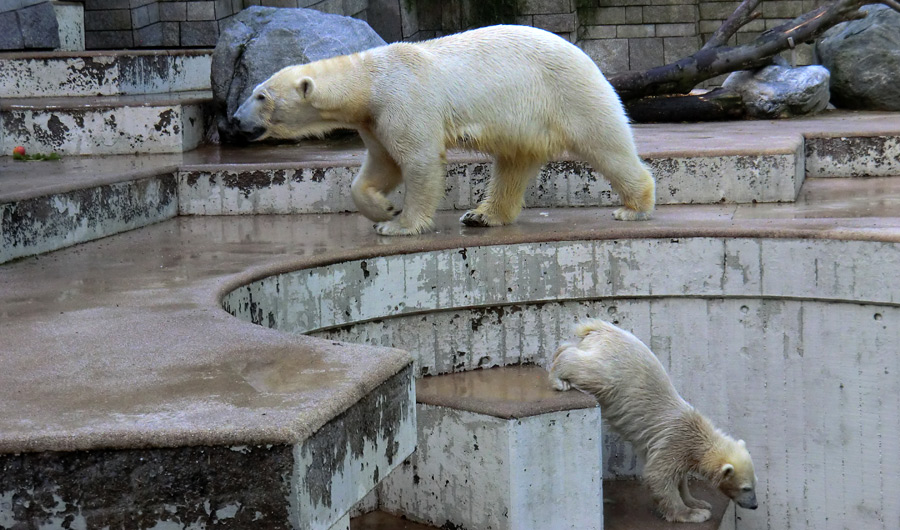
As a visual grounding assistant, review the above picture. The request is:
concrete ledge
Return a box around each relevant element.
[0,50,211,97]
[0,365,416,530]
[0,173,177,264]
[416,365,598,419]
[0,91,209,155]
[805,135,900,178]
[379,367,602,530]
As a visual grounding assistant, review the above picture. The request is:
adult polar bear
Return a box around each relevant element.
[232,25,655,236]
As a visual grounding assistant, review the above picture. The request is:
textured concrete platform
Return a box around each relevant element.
[2,111,900,528]
[3,186,899,449]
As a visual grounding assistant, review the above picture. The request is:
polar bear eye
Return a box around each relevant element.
[742,486,753,492]
[256,94,266,101]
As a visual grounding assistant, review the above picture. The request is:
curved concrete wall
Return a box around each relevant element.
[223,237,900,530]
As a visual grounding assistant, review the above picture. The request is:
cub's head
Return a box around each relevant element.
[230,65,325,142]
[714,439,758,510]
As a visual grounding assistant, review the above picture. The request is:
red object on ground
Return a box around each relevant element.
[13,146,26,156]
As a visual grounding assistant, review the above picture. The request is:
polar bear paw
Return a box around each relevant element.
[460,210,504,227]
[374,217,434,236]
[665,508,711,524]
[613,207,653,221]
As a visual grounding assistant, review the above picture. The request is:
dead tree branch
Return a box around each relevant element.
[702,0,763,50]
[609,0,900,102]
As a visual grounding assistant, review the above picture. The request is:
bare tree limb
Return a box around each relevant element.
[624,88,746,122]
[702,0,763,50]
[609,0,900,102]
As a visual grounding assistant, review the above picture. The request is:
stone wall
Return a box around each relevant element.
[0,0,63,50]
[83,0,369,49]
[77,0,821,73]
[373,0,822,74]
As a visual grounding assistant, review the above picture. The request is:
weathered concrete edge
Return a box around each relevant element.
[293,364,416,530]
[805,135,900,178]
[212,226,900,314]
[0,365,415,530]
[0,173,178,264]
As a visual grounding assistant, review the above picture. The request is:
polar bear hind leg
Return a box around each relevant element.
[461,156,544,227]
[576,143,655,221]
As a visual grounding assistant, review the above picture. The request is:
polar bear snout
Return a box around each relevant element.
[734,489,758,510]
[230,111,267,142]
[231,94,271,142]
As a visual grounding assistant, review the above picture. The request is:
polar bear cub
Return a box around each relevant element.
[549,319,758,523]
[231,25,655,236]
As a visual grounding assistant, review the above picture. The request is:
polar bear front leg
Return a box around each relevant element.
[680,477,713,510]
[461,157,543,227]
[352,132,403,222]
[374,157,445,236]
[548,345,574,391]
[646,466,711,523]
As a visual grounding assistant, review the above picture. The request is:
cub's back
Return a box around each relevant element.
[566,320,686,412]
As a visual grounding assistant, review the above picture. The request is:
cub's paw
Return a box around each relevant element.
[549,374,572,392]
[666,508,711,524]
[460,210,500,227]
[613,207,653,221]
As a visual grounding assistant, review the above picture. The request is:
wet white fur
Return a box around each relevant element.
[234,25,655,235]
[549,319,758,523]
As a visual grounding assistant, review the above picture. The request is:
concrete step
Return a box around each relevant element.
[0,49,211,98]
[352,479,733,530]
[374,365,604,530]
[175,112,900,215]
[0,90,209,156]
[0,152,181,264]
[3,112,899,265]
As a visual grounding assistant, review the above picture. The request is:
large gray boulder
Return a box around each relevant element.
[817,5,900,111]
[723,64,831,119]
[212,6,386,143]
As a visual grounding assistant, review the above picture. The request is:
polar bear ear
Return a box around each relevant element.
[720,464,735,478]
[296,77,315,100]
[738,439,746,447]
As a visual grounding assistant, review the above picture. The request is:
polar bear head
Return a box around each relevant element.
[231,58,369,142]
[714,438,758,510]
[231,65,324,142]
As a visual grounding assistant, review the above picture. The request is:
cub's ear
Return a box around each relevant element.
[738,439,746,447]
[720,464,735,479]
[296,77,315,100]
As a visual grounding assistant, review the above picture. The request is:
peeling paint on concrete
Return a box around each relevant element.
[0,52,211,98]
[0,444,295,529]
[178,150,803,216]
[292,365,415,530]
[0,174,178,264]
[805,135,900,178]
[379,404,602,530]
[0,102,205,156]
